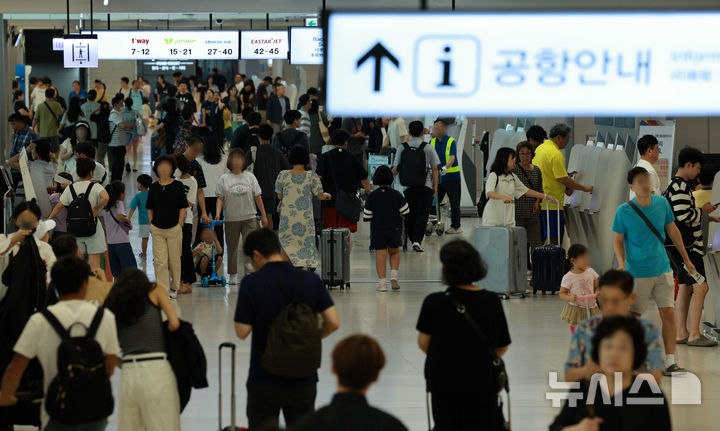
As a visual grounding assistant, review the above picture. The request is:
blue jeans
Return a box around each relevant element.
[108,242,138,277]
[45,419,107,431]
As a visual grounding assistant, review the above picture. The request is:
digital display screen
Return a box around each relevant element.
[240,30,288,59]
[87,31,238,60]
[290,27,323,65]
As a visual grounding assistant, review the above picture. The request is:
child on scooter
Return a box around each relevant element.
[193,226,224,280]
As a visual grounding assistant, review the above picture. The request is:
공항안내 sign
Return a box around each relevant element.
[325,11,720,117]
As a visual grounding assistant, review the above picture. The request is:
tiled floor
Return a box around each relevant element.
[106,139,720,430]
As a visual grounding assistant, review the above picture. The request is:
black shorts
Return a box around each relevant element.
[370,228,402,250]
[670,248,706,285]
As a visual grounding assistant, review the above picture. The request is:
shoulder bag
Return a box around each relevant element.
[444,289,511,431]
[627,200,682,272]
[327,152,362,223]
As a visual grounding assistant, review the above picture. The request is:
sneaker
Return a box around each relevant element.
[687,336,718,347]
[663,363,688,376]
[412,242,425,252]
[169,289,178,299]
[228,274,239,285]
[446,227,463,235]
[390,279,400,291]
[376,282,388,292]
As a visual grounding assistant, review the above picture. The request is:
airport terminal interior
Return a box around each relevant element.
[2,1,720,431]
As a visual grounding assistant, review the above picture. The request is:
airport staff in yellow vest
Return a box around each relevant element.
[431,118,462,234]
[532,123,593,245]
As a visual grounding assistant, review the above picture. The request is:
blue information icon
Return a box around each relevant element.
[413,35,481,97]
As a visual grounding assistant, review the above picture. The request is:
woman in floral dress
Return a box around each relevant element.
[275,145,331,269]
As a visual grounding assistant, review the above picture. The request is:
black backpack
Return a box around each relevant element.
[41,307,114,424]
[398,142,429,187]
[66,182,97,238]
[261,270,322,378]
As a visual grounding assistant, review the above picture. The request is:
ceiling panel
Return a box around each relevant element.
[1,0,719,14]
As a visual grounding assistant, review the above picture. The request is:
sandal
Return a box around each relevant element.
[676,336,689,345]
[687,336,718,347]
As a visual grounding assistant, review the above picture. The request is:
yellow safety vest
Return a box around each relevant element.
[430,137,460,173]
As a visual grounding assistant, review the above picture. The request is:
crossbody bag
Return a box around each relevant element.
[627,200,682,271]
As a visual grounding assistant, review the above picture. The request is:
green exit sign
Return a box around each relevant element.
[305,17,318,27]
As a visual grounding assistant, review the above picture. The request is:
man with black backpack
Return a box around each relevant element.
[0,256,120,431]
[48,158,110,273]
[393,120,439,253]
[234,229,340,430]
[272,110,309,160]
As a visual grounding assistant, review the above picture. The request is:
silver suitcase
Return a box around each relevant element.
[320,228,351,289]
[473,205,527,299]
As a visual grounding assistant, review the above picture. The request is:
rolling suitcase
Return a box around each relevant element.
[472,204,527,299]
[531,207,565,294]
[320,228,351,289]
[218,342,246,431]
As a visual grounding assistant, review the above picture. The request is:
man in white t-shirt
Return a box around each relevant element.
[630,135,662,199]
[71,142,109,186]
[0,256,120,430]
[49,158,110,272]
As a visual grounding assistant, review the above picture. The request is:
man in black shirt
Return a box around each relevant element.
[232,110,261,151]
[293,335,408,431]
[178,136,211,229]
[272,110,309,159]
[175,81,194,112]
[253,124,289,231]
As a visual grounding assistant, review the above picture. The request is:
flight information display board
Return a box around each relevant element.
[240,30,288,59]
[290,27,323,64]
[89,31,238,60]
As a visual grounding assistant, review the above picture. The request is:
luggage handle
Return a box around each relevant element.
[219,342,236,431]
[544,202,562,246]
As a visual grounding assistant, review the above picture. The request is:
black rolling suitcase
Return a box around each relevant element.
[218,342,246,431]
[531,207,565,294]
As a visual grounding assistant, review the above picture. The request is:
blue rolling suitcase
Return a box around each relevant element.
[472,205,527,299]
[531,207,565,294]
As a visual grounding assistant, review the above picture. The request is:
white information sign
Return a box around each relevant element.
[63,36,98,68]
[240,30,288,59]
[290,27,323,65]
[326,11,720,116]
[87,31,238,60]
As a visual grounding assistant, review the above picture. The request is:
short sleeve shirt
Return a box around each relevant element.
[482,172,529,226]
[145,180,189,229]
[561,268,599,308]
[533,139,568,211]
[416,288,511,393]
[59,181,105,208]
[564,315,664,373]
[216,172,262,222]
[129,190,149,225]
[393,138,440,189]
[363,187,409,231]
[316,148,367,205]
[35,100,62,138]
[13,300,120,429]
[234,262,334,386]
[103,201,130,244]
[612,195,675,278]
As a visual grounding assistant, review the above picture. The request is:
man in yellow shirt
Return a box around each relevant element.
[692,165,717,208]
[532,124,593,244]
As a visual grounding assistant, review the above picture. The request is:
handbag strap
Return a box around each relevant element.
[627,201,665,245]
[263,268,304,303]
[627,200,682,268]
[445,288,500,363]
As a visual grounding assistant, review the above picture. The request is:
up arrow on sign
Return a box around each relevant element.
[356,42,400,92]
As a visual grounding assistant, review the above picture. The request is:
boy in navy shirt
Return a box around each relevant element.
[364,166,409,292]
